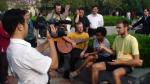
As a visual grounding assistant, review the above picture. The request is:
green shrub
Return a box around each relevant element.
[104,16,131,26]
[68,15,131,26]
[107,34,150,67]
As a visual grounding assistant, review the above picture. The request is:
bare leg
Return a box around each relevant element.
[70,56,95,78]
[113,68,126,84]
[86,61,94,68]
[76,56,95,72]
[92,62,106,84]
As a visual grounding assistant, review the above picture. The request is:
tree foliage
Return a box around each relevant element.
[0,0,8,11]
[143,0,150,9]
[0,0,150,15]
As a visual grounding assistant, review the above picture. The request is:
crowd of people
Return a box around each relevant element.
[0,2,149,84]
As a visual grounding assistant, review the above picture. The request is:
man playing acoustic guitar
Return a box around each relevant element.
[63,22,89,78]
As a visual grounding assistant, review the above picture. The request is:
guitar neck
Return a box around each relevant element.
[74,37,95,44]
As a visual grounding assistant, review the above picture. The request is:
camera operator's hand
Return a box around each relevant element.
[49,24,57,34]
[46,30,52,40]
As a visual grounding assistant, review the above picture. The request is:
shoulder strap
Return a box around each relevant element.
[50,11,55,20]
[121,38,125,52]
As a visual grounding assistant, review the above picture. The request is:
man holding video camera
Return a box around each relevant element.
[47,3,72,71]
[47,3,72,38]
[47,3,65,22]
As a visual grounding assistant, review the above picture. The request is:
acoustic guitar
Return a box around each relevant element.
[57,37,95,53]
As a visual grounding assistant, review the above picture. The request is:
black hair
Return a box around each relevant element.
[21,10,29,16]
[61,7,65,14]
[0,14,3,21]
[78,7,85,11]
[2,9,25,36]
[116,19,129,27]
[54,3,61,9]
[75,22,83,27]
[75,22,83,31]
[96,27,107,37]
[92,5,98,9]
[144,8,150,12]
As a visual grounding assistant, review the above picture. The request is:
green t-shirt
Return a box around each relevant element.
[112,34,139,61]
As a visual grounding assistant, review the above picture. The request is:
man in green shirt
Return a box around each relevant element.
[92,20,142,84]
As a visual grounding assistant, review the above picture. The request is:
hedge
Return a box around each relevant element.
[88,34,150,67]
[103,16,131,26]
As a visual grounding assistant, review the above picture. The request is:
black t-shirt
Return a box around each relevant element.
[79,16,90,28]
[36,16,47,29]
[74,16,90,31]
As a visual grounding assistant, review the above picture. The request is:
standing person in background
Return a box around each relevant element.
[131,11,136,20]
[126,11,131,20]
[131,8,150,35]
[23,10,37,47]
[47,3,64,69]
[31,14,38,39]
[75,7,90,32]
[2,9,58,84]
[0,13,10,84]
[47,3,71,70]
[61,4,72,33]
[36,12,47,38]
[47,3,65,22]
[115,11,119,16]
[65,5,72,33]
[87,5,104,37]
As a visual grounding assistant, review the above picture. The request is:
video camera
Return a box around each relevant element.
[47,19,72,26]
[47,19,72,37]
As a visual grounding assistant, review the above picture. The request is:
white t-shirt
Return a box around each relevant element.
[66,17,72,33]
[7,39,51,84]
[87,14,104,29]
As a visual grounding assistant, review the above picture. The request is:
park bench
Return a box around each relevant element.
[79,67,150,84]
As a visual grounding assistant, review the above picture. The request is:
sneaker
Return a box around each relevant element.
[38,34,41,38]
[42,37,46,39]
[69,71,79,79]
[100,80,111,84]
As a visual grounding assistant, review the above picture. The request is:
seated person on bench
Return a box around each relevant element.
[91,20,143,84]
[70,27,112,78]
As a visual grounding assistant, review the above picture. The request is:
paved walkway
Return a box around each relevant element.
[105,26,117,35]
